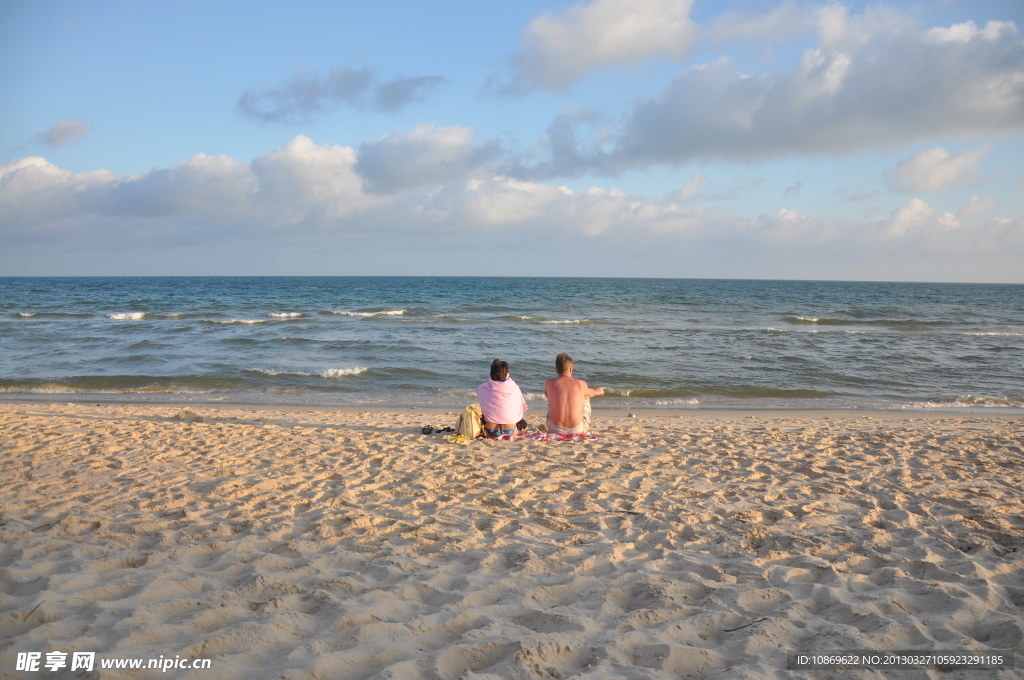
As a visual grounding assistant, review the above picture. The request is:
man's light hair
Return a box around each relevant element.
[555,353,573,375]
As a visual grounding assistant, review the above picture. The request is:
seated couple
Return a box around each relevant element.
[476,353,605,437]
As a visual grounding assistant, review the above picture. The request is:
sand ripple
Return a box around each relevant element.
[0,404,1022,679]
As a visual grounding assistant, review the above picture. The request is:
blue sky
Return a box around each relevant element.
[2,0,1022,281]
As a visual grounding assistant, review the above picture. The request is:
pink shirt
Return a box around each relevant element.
[476,376,528,424]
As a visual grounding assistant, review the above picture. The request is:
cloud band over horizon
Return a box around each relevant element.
[3,133,1021,279]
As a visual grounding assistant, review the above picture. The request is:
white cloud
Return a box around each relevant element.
[109,153,255,222]
[671,172,706,202]
[707,1,812,43]
[927,19,1018,44]
[423,177,569,230]
[888,145,991,193]
[813,3,914,49]
[957,194,998,221]
[532,8,1024,175]
[0,137,371,238]
[0,157,117,227]
[35,119,89,148]
[507,0,697,91]
[755,208,843,245]
[0,140,735,246]
[249,135,370,226]
[873,197,960,241]
[356,124,499,193]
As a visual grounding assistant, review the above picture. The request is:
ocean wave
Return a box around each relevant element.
[330,309,405,317]
[900,395,1024,409]
[207,318,266,325]
[765,326,866,335]
[251,367,369,379]
[14,311,93,319]
[540,319,590,325]
[109,312,147,320]
[128,340,171,350]
[443,388,481,400]
[251,368,307,376]
[0,381,219,395]
[269,312,304,319]
[322,367,369,379]
[430,315,474,323]
[0,383,90,394]
[962,331,1024,337]
[599,387,700,399]
[783,315,951,328]
[153,312,218,320]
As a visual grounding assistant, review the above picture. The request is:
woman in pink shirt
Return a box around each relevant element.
[476,359,528,437]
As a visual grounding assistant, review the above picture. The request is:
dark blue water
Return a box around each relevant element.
[2,277,1022,410]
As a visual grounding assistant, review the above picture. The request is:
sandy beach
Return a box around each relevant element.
[1,401,1022,679]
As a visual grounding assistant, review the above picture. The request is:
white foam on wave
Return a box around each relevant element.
[962,331,1024,337]
[0,384,212,395]
[654,398,701,406]
[900,395,1024,409]
[444,388,480,400]
[322,367,369,378]
[269,312,304,319]
[253,368,308,376]
[0,384,84,394]
[541,319,588,325]
[331,309,405,317]
[109,312,147,320]
[252,367,368,379]
[210,319,265,325]
[18,312,37,317]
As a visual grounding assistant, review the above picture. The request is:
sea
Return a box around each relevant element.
[1,277,1022,412]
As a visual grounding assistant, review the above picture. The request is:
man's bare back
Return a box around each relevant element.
[544,355,604,431]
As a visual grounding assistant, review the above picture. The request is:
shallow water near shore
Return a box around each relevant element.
[2,276,1022,411]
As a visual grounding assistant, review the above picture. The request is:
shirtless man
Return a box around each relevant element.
[544,353,605,434]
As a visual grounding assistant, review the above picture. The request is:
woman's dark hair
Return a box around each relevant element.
[490,359,509,381]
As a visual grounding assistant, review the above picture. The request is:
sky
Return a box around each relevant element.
[1,0,1023,282]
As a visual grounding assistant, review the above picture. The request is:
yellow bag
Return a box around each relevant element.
[455,403,484,440]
